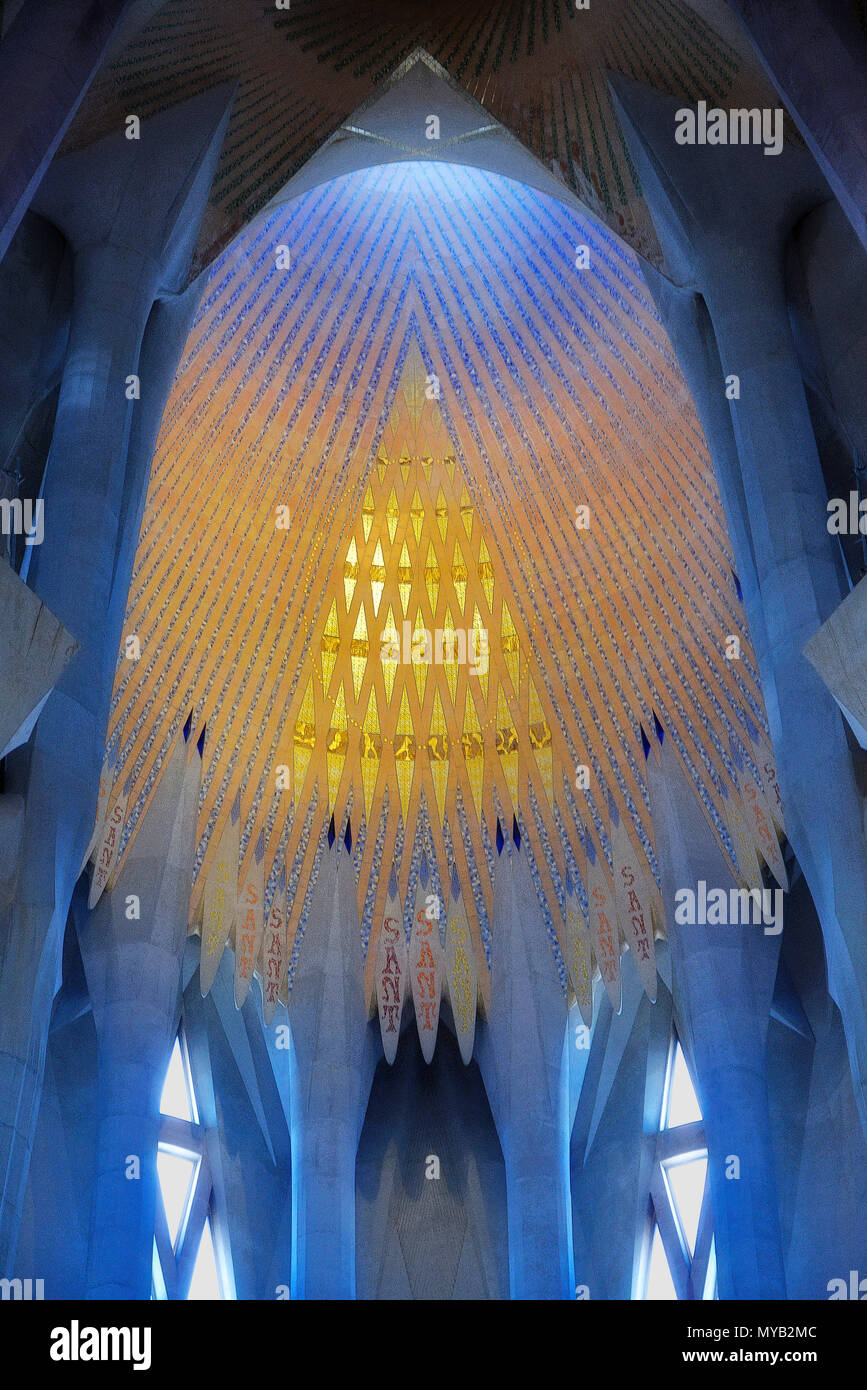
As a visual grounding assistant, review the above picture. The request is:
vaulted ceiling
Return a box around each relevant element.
[62,0,782,273]
[104,148,769,1005]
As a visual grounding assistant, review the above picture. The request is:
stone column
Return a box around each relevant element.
[0,0,133,264]
[477,843,573,1299]
[610,76,867,1137]
[77,728,201,1298]
[0,84,233,1274]
[0,239,152,1271]
[639,265,769,671]
[793,199,867,465]
[724,0,867,252]
[646,729,787,1298]
[288,841,376,1299]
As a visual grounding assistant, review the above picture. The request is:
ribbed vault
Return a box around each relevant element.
[62,0,783,273]
[98,151,775,1012]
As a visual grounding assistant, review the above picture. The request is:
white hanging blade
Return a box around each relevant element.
[87,783,128,909]
[564,883,594,1027]
[611,816,658,1002]
[200,812,240,996]
[587,852,622,1014]
[409,881,443,1063]
[235,843,265,1009]
[78,750,114,877]
[261,880,287,1026]
[723,792,764,891]
[444,899,477,1064]
[740,775,788,890]
[375,891,408,1064]
[748,727,787,838]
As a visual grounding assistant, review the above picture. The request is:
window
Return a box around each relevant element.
[639,1033,716,1300]
[151,1030,232,1300]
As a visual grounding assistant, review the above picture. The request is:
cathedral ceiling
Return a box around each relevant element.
[61,0,782,274]
[100,157,774,1010]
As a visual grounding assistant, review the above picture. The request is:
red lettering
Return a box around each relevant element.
[416,969,436,999]
[381,974,400,1004]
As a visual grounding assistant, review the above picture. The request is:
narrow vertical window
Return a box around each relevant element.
[641,1032,715,1300]
[151,1028,231,1299]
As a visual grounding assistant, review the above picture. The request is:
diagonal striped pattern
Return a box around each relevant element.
[105,160,770,990]
[64,0,780,271]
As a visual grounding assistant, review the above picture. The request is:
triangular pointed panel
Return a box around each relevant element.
[586,847,621,1014]
[200,797,240,996]
[610,810,657,1002]
[645,1226,678,1301]
[157,1150,197,1251]
[235,831,265,1008]
[564,879,594,1028]
[160,1037,194,1123]
[375,888,408,1065]
[187,1219,222,1301]
[666,1157,707,1257]
[444,895,478,1065]
[261,875,287,1025]
[409,879,443,1063]
[88,782,129,908]
[666,1043,703,1129]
